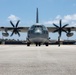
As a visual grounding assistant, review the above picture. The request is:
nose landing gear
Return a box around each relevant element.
[36,43,41,46]
[27,43,49,46]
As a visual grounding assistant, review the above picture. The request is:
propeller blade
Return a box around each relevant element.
[62,24,69,28]
[53,29,59,33]
[10,21,15,27]
[53,19,69,47]
[60,19,62,28]
[53,23,59,28]
[59,31,62,37]
[17,30,20,37]
[10,20,21,37]
[16,20,20,27]
[62,29,67,33]
[58,36,60,46]
[10,30,14,36]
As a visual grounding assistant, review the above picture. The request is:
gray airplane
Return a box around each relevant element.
[26,8,50,46]
[0,8,76,46]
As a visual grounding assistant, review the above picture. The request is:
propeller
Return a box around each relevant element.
[10,20,20,37]
[53,19,69,46]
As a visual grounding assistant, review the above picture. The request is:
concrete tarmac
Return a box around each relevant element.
[0,45,76,75]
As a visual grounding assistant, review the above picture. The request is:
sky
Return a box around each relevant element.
[0,0,76,40]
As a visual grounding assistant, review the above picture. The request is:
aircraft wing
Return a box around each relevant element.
[0,26,76,32]
[0,27,29,32]
[47,27,76,32]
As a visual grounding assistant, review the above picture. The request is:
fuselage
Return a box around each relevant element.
[27,24,49,44]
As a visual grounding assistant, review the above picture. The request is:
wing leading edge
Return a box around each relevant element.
[0,27,29,32]
[47,27,76,32]
[0,26,76,32]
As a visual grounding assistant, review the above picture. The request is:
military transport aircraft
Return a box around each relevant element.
[0,8,76,46]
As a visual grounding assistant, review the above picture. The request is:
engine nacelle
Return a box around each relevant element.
[66,33,74,37]
[2,33,9,37]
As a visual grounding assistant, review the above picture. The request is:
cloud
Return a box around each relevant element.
[55,15,61,19]
[8,14,20,22]
[44,14,76,27]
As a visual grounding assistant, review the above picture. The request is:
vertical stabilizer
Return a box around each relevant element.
[36,8,39,23]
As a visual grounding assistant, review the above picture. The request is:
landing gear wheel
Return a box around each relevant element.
[45,43,49,46]
[27,43,30,46]
[39,43,41,46]
[36,43,38,46]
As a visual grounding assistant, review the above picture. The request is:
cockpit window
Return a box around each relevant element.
[30,25,47,30]
[42,25,47,30]
[30,25,35,30]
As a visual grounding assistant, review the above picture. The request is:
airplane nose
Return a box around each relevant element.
[34,29,42,34]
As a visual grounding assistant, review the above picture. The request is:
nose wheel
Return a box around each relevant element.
[36,43,41,46]
[36,43,38,46]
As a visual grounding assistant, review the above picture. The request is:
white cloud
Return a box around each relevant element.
[55,15,61,19]
[8,14,20,22]
[44,19,59,25]
[64,14,76,21]
[44,14,76,27]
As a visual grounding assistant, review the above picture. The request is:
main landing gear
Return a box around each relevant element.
[36,43,49,46]
[27,43,30,46]
[44,43,49,46]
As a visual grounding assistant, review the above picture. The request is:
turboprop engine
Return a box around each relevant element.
[2,32,9,37]
[66,32,74,37]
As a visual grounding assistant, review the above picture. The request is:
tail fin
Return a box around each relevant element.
[36,8,39,23]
